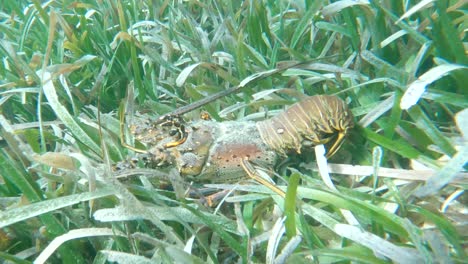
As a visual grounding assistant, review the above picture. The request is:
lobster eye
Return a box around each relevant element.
[169,129,179,136]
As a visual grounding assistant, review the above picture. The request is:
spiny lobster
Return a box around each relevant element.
[123,95,354,185]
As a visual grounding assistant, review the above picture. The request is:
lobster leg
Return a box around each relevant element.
[201,158,285,207]
[202,189,232,207]
[119,102,149,154]
[240,158,286,198]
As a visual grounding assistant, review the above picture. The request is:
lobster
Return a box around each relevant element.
[126,95,354,185]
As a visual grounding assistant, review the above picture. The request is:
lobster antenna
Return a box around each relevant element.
[155,56,342,124]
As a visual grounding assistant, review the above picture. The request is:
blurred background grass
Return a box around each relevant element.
[0,0,467,263]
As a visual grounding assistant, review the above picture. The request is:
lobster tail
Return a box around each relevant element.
[256,95,354,157]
